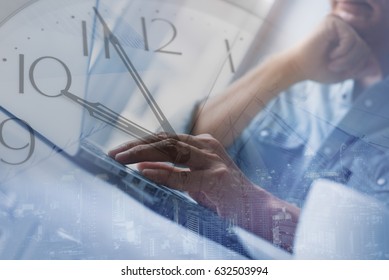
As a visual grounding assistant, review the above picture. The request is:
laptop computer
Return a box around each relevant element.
[0,0,251,257]
[70,5,251,256]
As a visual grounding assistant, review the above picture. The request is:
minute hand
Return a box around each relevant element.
[93,7,177,136]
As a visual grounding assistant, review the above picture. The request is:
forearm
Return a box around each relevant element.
[192,15,379,147]
[192,52,303,147]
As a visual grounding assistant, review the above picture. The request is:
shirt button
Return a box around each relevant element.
[259,130,270,138]
[377,178,387,186]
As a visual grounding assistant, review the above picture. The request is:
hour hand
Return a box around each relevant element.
[62,90,157,141]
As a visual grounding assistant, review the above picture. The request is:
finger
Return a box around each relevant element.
[110,134,221,155]
[108,132,170,158]
[141,168,212,193]
[109,133,226,159]
[108,133,204,158]
[173,134,211,149]
[336,54,370,78]
[114,138,216,168]
[176,134,232,162]
[167,134,236,170]
[328,17,358,60]
[328,34,355,61]
[335,52,381,80]
[138,164,219,212]
[188,191,217,212]
[152,134,219,151]
[137,162,189,173]
[328,42,368,73]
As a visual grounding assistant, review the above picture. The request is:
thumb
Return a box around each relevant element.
[188,191,217,212]
[328,17,355,60]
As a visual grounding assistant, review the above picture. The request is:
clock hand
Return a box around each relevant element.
[28,56,161,142]
[62,90,159,142]
[93,7,177,137]
[62,90,178,159]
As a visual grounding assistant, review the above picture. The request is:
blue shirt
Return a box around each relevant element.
[227,79,389,208]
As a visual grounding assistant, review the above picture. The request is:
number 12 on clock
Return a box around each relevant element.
[79,12,238,74]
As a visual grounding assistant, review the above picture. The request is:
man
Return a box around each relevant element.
[109,0,389,250]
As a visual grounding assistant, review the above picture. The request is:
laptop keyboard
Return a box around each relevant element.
[75,140,249,257]
[78,140,196,205]
[0,190,38,259]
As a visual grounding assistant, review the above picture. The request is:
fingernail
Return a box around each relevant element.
[114,152,128,162]
[140,169,151,176]
[141,169,159,182]
[107,148,120,158]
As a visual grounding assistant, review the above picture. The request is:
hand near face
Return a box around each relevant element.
[287,15,382,84]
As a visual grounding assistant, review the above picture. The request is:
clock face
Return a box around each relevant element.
[0,0,268,182]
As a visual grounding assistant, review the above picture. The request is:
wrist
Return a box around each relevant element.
[233,184,300,251]
[275,50,307,85]
[227,183,274,241]
[251,52,306,102]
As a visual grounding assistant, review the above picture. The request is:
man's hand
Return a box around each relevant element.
[287,15,381,84]
[109,133,256,218]
[109,133,300,245]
